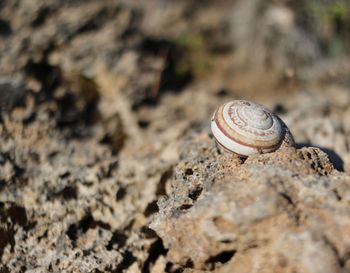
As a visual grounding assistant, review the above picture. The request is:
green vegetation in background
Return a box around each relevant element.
[306,0,349,57]
[175,33,204,50]
[328,1,348,22]
[174,33,214,78]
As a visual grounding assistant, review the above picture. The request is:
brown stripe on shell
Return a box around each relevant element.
[214,104,283,150]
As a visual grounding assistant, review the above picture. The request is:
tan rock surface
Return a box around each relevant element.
[0,0,350,272]
[151,135,350,272]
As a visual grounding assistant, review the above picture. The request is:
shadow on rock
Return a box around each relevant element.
[296,143,344,172]
[0,78,26,112]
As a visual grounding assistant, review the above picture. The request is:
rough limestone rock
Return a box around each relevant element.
[151,134,350,272]
[0,0,350,272]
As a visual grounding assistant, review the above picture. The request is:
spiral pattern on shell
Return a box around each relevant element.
[211,100,295,156]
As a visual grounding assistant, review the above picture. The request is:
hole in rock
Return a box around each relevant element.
[184,259,194,268]
[205,250,236,269]
[66,213,111,246]
[140,226,158,238]
[0,19,11,36]
[144,200,159,217]
[66,224,78,244]
[138,119,150,129]
[179,204,192,210]
[297,143,344,172]
[142,238,168,273]
[38,230,48,241]
[56,186,78,200]
[0,227,15,258]
[184,168,193,176]
[188,186,203,201]
[0,203,35,230]
[165,262,184,273]
[25,60,61,96]
[116,187,127,201]
[114,251,137,272]
[59,171,71,179]
[107,230,128,250]
[3,205,27,226]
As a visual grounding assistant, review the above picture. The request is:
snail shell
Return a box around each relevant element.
[211,100,295,157]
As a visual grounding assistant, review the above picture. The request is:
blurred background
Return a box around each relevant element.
[1,0,350,157]
[1,0,350,271]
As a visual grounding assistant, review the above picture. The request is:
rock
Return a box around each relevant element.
[0,0,350,272]
[0,78,25,111]
[150,134,350,271]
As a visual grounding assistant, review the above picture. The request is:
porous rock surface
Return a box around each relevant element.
[0,0,350,272]
[151,135,350,272]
